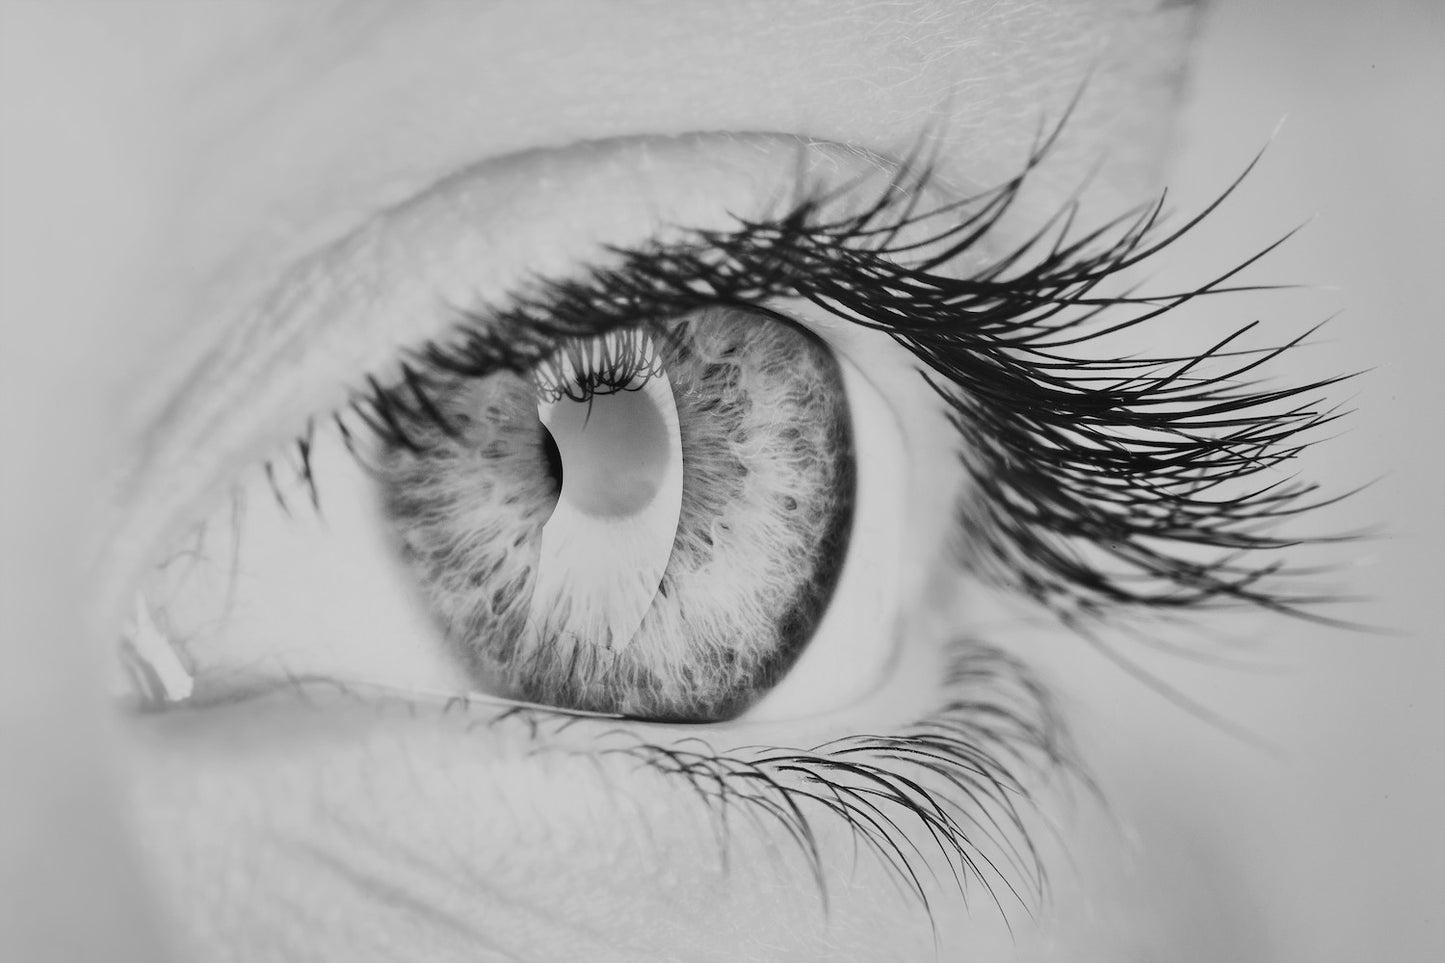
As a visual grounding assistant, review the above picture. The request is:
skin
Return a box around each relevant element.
[2,1,1441,961]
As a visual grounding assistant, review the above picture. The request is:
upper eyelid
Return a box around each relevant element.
[100,122,1335,640]
[96,133,932,628]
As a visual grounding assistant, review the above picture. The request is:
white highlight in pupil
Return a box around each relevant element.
[544,389,668,516]
[527,353,684,654]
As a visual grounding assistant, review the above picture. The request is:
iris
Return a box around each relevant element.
[379,307,856,721]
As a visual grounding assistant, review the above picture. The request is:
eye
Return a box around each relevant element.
[110,129,1338,939]
[363,308,901,721]
[114,135,945,734]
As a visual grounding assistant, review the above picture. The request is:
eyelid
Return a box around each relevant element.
[98,134,948,633]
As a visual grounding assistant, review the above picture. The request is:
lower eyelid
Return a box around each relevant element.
[125,631,1063,933]
[122,698,854,957]
[124,701,663,957]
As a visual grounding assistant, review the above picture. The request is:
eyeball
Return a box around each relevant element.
[117,304,913,728]
[372,306,904,722]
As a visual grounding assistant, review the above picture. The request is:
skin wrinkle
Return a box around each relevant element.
[281,836,518,961]
[135,695,912,961]
[297,813,659,961]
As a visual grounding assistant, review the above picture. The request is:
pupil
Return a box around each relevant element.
[540,424,564,489]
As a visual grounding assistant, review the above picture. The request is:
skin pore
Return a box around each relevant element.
[15,1,1436,961]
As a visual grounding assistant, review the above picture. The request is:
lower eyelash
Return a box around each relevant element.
[583,643,1068,925]
[135,644,1065,929]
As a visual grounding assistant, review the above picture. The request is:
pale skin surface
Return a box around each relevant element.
[2,1,1443,962]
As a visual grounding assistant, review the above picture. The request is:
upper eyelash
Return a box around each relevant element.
[807,163,1350,623]
[306,143,1346,625]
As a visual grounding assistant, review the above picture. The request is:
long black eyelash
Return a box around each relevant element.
[315,139,1343,624]
[871,189,1350,623]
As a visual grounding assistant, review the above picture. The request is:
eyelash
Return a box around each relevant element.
[258,136,1340,921]
[609,646,1068,915]
[310,156,1340,625]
